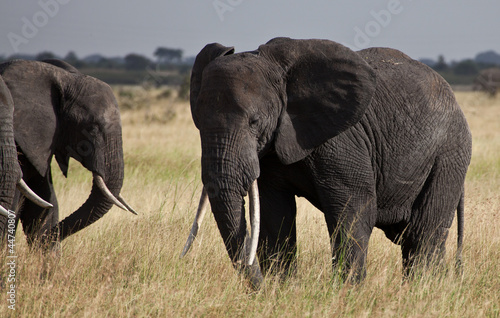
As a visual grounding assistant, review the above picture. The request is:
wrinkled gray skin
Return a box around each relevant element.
[0,76,22,231]
[473,67,500,96]
[190,38,472,286]
[0,59,126,248]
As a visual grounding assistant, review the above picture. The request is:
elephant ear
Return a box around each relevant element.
[9,60,76,178]
[190,43,234,127]
[13,93,58,178]
[259,37,377,164]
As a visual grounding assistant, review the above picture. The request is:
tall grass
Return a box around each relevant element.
[1,90,498,317]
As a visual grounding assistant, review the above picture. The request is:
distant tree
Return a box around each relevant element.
[419,58,436,68]
[433,55,448,72]
[154,47,183,64]
[36,51,56,61]
[124,53,151,70]
[64,51,86,68]
[95,57,121,69]
[64,51,78,63]
[475,50,500,66]
[453,59,479,76]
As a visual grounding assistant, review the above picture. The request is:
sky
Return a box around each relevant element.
[0,0,499,63]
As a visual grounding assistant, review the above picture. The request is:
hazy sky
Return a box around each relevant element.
[1,0,499,62]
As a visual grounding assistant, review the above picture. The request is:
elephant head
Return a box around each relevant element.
[186,38,376,281]
[0,59,135,244]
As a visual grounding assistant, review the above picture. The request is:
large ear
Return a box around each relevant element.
[8,61,66,177]
[259,37,377,164]
[190,43,234,127]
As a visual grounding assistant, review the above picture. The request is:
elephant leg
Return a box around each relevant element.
[401,228,449,278]
[19,167,59,248]
[325,209,373,282]
[257,181,297,277]
[401,157,464,277]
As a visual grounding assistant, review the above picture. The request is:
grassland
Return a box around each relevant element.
[1,88,499,317]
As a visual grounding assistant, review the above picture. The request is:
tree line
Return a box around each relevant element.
[1,48,499,86]
[0,47,194,86]
[420,50,500,85]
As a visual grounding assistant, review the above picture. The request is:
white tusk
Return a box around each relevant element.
[117,195,138,215]
[180,187,209,258]
[247,179,260,266]
[17,179,54,208]
[0,205,11,218]
[93,173,135,215]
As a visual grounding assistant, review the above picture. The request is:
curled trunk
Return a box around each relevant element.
[49,138,127,241]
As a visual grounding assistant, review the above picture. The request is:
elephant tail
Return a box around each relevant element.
[455,189,465,272]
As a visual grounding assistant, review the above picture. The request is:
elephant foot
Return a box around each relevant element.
[241,261,264,291]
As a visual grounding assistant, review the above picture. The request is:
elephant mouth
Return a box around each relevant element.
[92,172,137,215]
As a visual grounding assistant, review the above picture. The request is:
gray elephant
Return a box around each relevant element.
[473,67,500,96]
[0,75,53,235]
[182,38,472,288]
[0,59,136,248]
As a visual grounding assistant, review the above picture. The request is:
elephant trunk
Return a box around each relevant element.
[199,131,263,288]
[51,136,131,241]
[0,108,21,233]
[207,183,248,263]
[181,182,260,267]
[0,134,21,231]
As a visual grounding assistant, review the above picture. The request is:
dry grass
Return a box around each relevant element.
[1,89,499,317]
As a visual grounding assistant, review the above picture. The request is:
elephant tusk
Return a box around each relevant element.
[0,205,12,218]
[93,173,136,215]
[247,179,260,266]
[180,187,209,258]
[17,179,54,209]
[117,195,138,215]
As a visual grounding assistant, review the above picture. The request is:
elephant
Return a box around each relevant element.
[182,37,472,288]
[473,67,500,96]
[0,59,136,249]
[0,75,53,230]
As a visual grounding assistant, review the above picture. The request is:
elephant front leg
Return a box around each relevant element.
[325,204,375,283]
[257,183,298,278]
[19,167,59,250]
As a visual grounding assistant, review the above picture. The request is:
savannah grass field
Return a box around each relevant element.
[1,87,499,317]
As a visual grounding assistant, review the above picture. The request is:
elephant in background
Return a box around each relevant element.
[473,67,500,96]
[183,38,472,288]
[0,59,136,249]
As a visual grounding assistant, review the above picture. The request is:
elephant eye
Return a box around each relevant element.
[249,116,260,128]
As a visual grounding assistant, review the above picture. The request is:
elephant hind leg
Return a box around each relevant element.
[401,156,465,277]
